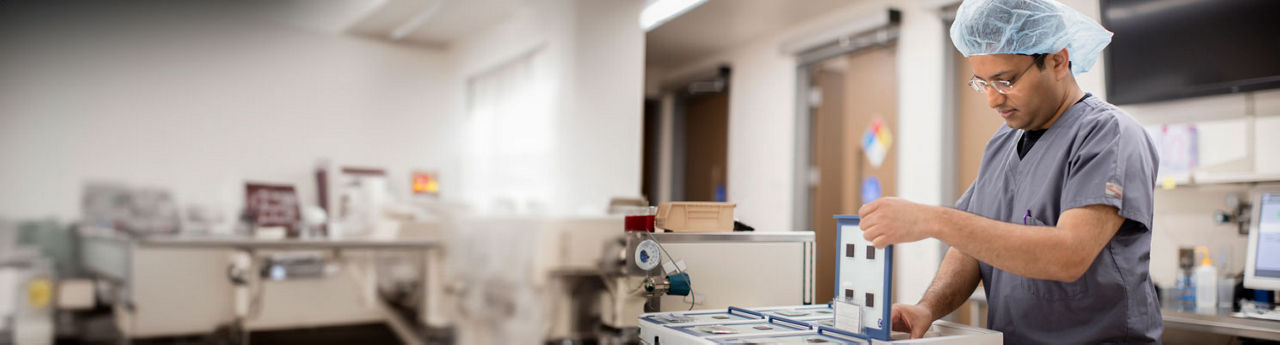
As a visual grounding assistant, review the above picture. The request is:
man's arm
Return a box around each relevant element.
[931,204,1123,282]
[917,247,982,320]
[860,199,1125,282]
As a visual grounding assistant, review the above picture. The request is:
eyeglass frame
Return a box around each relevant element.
[967,54,1047,95]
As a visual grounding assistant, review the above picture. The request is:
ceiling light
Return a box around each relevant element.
[639,0,707,32]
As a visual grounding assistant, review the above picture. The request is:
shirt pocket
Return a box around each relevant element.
[1020,216,1089,301]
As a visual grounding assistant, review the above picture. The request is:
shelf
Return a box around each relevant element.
[1158,172,1280,188]
[1193,172,1280,185]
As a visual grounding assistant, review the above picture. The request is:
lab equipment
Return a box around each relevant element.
[445,217,812,344]
[1,247,55,345]
[243,183,301,236]
[598,230,690,331]
[1238,190,1280,321]
[950,0,1111,75]
[754,304,835,322]
[635,214,1003,344]
[834,215,892,341]
[79,233,435,340]
[641,307,764,327]
[655,202,736,232]
[648,232,814,311]
[1195,246,1218,311]
[1245,191,1280,291]
[638,306,1003,345]
[259,252,333,280]
[321,165,398,239]
[715,326,867,345]
[671,317,811,338]
[82,183,181,237]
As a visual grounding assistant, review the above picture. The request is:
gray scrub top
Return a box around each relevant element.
[955,94,1163,344]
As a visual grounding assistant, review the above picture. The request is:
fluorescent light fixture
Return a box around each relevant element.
[639,0,707,32]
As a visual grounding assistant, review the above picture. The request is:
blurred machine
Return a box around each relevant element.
[443,216,814,344]
[597,231,816,342]
[0,248,56,345]
[597,231,692,330]
[635,216,1003,344]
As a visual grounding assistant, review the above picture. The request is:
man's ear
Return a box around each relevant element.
[1052,48,1071,80]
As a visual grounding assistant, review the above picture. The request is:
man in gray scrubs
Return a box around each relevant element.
[856,0,1162,343]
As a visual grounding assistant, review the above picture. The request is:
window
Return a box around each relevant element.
[463,50,553,213]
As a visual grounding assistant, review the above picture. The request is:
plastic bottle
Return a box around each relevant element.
[1194,246,1218,311]
[1176,269,1195,311]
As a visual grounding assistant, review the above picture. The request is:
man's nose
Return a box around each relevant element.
[985,87,1006,109]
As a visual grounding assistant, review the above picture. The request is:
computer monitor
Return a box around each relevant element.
[1245,191,1280,291]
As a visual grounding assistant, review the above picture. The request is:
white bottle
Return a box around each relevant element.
[1194,246,1218,311]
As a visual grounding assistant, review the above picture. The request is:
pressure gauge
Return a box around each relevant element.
[634,239,662,271]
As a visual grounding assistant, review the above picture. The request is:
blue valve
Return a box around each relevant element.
[667,272,691,296]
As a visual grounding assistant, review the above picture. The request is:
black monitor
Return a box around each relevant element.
[1101,0,1280,105]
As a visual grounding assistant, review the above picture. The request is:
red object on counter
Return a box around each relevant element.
[624,214,655,232]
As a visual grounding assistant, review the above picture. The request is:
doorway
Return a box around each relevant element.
[681,91,729,202]
[640,68,731,205]
[806,43,899,304]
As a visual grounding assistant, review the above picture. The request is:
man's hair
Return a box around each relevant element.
[1026,53,1072,71]
[1029,54,1048,70]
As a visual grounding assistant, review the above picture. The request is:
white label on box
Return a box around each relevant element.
[834,300,862,334]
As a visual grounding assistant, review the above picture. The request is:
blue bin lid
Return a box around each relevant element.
[832,215,859,222]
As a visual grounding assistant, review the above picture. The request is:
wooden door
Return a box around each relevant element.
[683,92,729,202]
[810,66,846,304]
[812,44,899,304]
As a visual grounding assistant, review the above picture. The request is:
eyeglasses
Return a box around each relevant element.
[968,55,1045,95]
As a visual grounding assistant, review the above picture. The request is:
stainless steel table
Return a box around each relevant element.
[136,235,442,250]
[1161,308,1280,341]
[648,231,815,243]
[80,233,442,345]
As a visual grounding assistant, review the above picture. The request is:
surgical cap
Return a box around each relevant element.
[950,0,1112,75]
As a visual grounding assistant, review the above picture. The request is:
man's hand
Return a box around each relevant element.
[891,303,933,339]
[858,197,938,248]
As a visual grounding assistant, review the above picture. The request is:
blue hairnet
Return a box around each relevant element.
[950,0,1112,75]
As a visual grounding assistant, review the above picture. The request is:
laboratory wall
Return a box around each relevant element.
[448,0,645,215]
[0,0,647,222]
[1121,90,1280,287]
[0,2,458,223]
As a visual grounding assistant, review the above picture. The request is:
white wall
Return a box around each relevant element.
[449,0,645,215]
[0,2,457,224]
[1119,84,1280,288]
[0,0,647,222]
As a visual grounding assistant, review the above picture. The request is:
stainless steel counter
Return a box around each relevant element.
[648,231,814,243]
[1162,308,1280,341]
[135,235,442,250]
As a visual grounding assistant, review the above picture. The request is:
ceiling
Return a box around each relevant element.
[645,0,857,70]
[263,0,856,60]
[342,0,526,48]
[256,0,520,48]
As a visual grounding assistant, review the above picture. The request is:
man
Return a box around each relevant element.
[857,0,1162,343]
